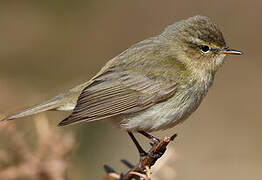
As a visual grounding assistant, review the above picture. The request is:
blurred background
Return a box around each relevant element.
[0,0,261,179]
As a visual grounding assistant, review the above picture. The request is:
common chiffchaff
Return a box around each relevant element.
[1,15,242,132]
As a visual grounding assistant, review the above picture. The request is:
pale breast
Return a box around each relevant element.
[119,74,213,132]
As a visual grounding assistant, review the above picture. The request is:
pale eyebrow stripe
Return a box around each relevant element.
[188,37,203,44]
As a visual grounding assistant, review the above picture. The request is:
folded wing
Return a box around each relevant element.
[58,68,177,126]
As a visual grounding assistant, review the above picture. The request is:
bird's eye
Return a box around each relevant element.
[200,45,210,53]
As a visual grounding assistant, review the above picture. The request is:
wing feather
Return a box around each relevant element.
[58,36,182,126]
[58,70,177,126]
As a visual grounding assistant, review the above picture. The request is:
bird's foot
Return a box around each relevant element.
[138,131,160,144]
[103,133,177,180]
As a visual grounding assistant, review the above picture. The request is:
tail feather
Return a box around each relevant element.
[0,91,78,122]
[0,81,92,123]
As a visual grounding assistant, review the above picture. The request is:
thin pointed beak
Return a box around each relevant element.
[219,47,243,55]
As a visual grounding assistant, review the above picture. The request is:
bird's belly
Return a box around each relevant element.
[119,87,206,132]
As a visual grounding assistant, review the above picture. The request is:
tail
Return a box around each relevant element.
[0,90,80,122]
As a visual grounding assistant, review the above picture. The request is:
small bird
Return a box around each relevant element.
[1,15,242,140]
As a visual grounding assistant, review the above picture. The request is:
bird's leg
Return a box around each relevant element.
[104,133,177,179]
[128,132,147,157]
[138,131,160,143]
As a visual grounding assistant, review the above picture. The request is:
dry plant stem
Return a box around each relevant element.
[124,134,177,180]
[0,115,75,180]
[104,133,177,180]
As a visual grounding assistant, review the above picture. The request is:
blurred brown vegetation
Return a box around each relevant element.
[0,0,261,180]
[0,115,75,180]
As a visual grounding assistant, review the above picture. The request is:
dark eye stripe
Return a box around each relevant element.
[211,48,220,53]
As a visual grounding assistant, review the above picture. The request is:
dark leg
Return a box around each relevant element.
[138,131,160,143]
[128,132,147,156]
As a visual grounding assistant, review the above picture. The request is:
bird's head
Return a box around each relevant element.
[162,15,242,73]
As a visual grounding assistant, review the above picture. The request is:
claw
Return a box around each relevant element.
[104,164,116,174]
[121,159,135,169]
[104,165,121,179]
[138,131,160,143]
[170,133,177,141]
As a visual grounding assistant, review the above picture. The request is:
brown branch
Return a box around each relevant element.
[104,134,177,180]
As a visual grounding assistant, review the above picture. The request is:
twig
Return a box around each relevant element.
[103,134,177,180]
